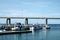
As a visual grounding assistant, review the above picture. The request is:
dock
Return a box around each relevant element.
[0,30,32,35]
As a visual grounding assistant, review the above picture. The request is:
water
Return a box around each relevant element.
[0,24,60,40]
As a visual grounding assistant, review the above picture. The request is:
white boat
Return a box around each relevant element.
[11,27,20,31]
[43,25,50,29]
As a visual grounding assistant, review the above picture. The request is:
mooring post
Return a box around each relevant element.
[6,18,11,26]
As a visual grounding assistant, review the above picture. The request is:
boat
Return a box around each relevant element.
[12,23,23,31]
[13,23,30,31]
[32,24,42,30]
[43,25,50,29]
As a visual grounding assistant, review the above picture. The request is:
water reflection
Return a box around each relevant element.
[0,29,60,40]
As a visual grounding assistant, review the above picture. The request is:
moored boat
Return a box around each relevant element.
[32,24,42,30]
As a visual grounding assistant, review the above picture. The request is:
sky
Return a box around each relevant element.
[0,0,60,24]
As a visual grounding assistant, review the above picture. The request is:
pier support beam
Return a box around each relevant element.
[25,18,28,25]
[6,18,11,26]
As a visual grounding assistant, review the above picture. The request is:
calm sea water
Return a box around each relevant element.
[0,24,60,40]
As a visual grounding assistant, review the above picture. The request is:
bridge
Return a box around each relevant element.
[0,17,60,28]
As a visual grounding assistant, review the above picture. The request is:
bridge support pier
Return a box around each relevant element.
[45,18,48,27]
[6,18,11,26]
[24,18,29,30]
[25,18,28,25]
[45,18,50,29]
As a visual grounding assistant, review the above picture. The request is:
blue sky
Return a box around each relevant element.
[0,0,60,24]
